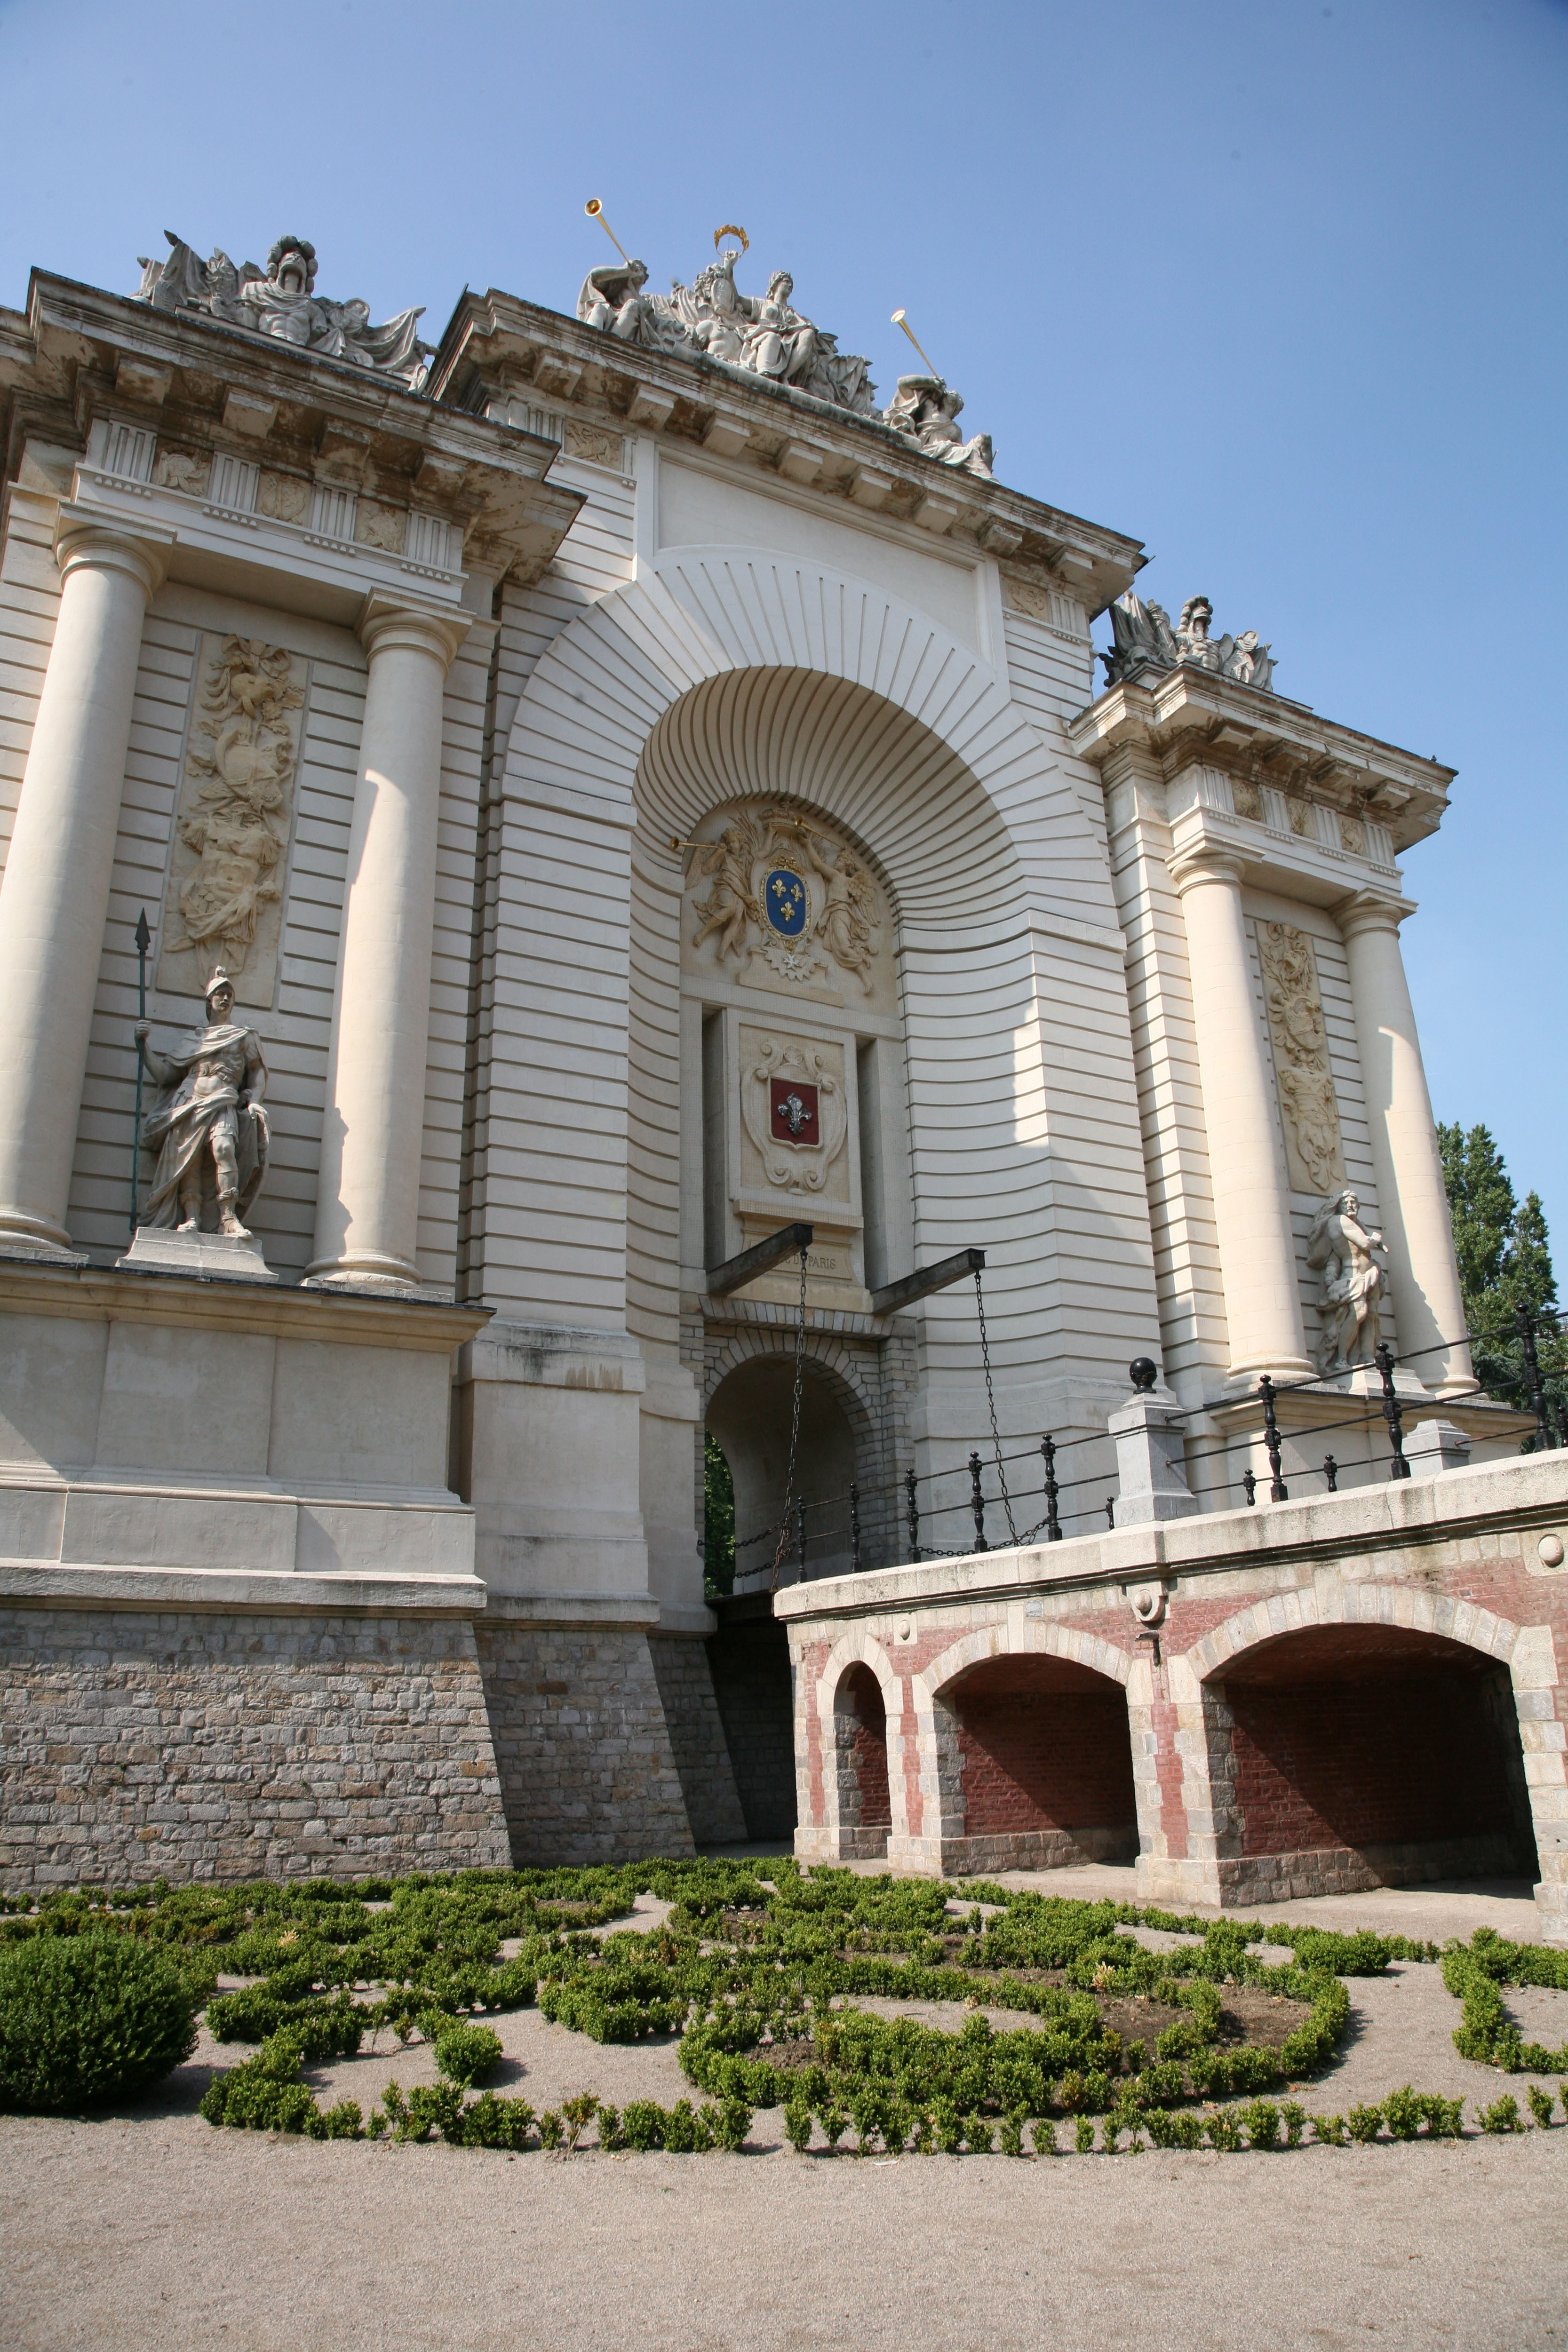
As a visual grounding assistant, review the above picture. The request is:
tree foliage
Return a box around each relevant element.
[1439,1122,1565,1434]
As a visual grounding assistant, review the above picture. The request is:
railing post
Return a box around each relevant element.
[969,1450,987,1552]
[797,1497,808,1576]
[1375,1343,1411,1479]
[1323,1454,1338,1492]
[1104,1497,1116,1530]
[850,1481,861,1573]
[1041,1433,1062,1542]
[1517,1307,1555,1452]
[1259,1375,1288,1501]
[905,1468,920,1562]
[1242,1468,1257,1507]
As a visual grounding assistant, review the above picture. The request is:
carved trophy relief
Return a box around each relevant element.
[355,499,406,554]
[153,447,211,496]
[683,803,891,1007]
[1256,919,1345,1197]
[256,470,311,524]
[739,1034,848,1195]
[563,420,627,471]
[157,633,305,1009]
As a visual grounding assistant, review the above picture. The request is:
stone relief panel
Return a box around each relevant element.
[1256,919,1345,1198]
[157,633,305,1008]
[738,1032,850,1199]
[681,803,895,1013]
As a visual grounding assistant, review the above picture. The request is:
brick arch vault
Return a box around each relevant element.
[1149,1580,1559,1908]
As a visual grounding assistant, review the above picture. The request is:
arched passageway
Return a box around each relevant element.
[939,1655,1138,1875]
[708,1355,862,1589]
[832,1663,891,1860]
[1213,1625,1539,1887]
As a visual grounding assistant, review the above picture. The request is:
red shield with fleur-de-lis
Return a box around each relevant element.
[769,1079,819,1144]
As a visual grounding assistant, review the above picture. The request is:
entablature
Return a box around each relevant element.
[0,276,586,604]
[1069,667,1454,859]
[427,288,1144,615]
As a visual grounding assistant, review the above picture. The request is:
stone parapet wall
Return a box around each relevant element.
[474,1614,695,1866]
[0,1604,510,1890]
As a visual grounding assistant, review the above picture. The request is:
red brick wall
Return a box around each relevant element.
[955,1677,1136,1837]
[1229,1670,1522,1857]
[841,1665,891,1828]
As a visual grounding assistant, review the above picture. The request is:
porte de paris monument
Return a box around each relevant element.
[0,222,1562,1943]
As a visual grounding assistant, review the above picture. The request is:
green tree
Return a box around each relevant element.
[1438,1122,1565,1438]
[703,1430,735,1598]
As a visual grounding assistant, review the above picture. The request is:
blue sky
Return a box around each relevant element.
[3,0,1563,1249]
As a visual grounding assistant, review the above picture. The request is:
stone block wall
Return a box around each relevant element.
[707,1602,797,1844]
[0,1605,510,1890]
[648,1632,748,1847]
[474,1615,695,1866]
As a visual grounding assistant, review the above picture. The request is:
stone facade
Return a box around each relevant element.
[0,230,1533,1890]
[780,1450,1568,1942]
[0,1604,509,1889]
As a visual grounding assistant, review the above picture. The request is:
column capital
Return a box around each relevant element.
[1337,888,1415,942]
[52,506,173,599]
[357,590,471,674]
[1168,843,1248,898]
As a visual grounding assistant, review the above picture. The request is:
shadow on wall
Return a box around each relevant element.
[707,1597,797,1843]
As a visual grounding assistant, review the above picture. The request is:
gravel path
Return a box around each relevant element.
[5,1874,1564,2347]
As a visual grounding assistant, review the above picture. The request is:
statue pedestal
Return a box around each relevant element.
[115,1226,279,1286]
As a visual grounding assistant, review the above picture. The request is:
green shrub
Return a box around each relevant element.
[1241,2099,1280,2149]
[1477,2094,1520,2135]
[783,2094,813,2151]
[997,2110,1027,2157]
[537,2107,564,2149]
[1312,2113,1347,2145]
[1281,2101,1306,2147]
[1382,2084,1423,2141]
[460,2091,536,2150]
[1346,2102,1385,2145]
[621,2099,664,2152]
[1073,2115,1096,2154]
[433,2021,503,2088]
[0,1931,197,2114]
[1205,2107,1242,2152]
[1420,2095,1465,2139]
[1525,2084,1555,2129]
[595,2102,622,2151]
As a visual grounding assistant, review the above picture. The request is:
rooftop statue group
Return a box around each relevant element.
[577,238,994,475]
[1101,591,1276,692]
[135,232,431,389]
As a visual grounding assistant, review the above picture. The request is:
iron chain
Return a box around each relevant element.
[771,1244,810,1589]
[974,1268,1019,1546]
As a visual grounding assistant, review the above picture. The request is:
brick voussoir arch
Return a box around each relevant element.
[1183,1579,1526,1685]
[915,1617,1136,1711]
[812,1628,908,1845]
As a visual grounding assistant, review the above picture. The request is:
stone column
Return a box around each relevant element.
[0,514,170,1255]
[1338,892,1473,1395]
[1170,848,1312,1377]
[306,594,469,1289]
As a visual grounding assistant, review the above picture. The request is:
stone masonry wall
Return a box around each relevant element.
[649,1633,748,1847]
[707,1605,797,1843]
[475,1617,695,1865]
[0,1606,511,1891]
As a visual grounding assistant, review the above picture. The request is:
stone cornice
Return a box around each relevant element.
[0,275,586,587]
[1069,667,1454,853]
[426,287,1145,616]
[0,1256,491,1350]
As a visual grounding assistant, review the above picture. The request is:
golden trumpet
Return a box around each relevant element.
[714,222,750,254]
[585,199,632,267]
[891,309,941,380]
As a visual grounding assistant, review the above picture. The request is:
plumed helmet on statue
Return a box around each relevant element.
[204,966,236,1007]
[267,236,317,293]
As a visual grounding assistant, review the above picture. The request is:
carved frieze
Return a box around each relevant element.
[563,420,627,472]
[157,634,305,1008]
[1256,920,1345,1197]
[682,803,892,1010]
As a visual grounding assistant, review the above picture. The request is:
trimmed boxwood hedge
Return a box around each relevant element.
[0,1931,198,2114]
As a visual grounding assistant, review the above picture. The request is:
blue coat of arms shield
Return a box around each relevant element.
[763,867,808,937]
